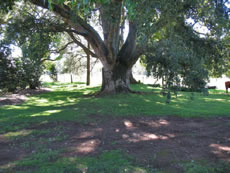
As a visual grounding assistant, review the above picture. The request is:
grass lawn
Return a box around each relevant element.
[0,83,230,173]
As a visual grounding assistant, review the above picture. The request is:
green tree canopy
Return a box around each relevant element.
[1,0,229,94]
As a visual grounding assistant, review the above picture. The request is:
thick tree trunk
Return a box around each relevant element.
[100,63,132,95]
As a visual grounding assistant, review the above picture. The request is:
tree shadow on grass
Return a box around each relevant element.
[0,85,230,134]
[0,84,230,172]
[1,116,230,173]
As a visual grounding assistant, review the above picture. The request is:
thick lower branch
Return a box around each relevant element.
[29,0,107,60]
[118,21,137,61]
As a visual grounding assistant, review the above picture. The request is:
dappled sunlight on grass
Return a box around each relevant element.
[139,119,170,128]
[36,98,49,103]
[156,101,166,105]
[210,143,230,161]
[216,98,230,102]
[209,89,226,94]
[124,120,134,128]
[24,97,59,107]
[67,97,77,103]
[0,83,230,134]
[1,147,150,173]
[122,119,174,142]
[1,82,230,173]
[144,99,151,102]
[2,105,29,110]
[30,110,62,117]
[1,107,230,173]
[74,139,101,154]
[77,128,103,139]
[83,90,94,95]
[123,132,176,143]
[118,103,129,107]
[147,86,154,89]
[0,162,17,170]
[204,97,230,103]
[210,144,230,152]
[2,129,32,138]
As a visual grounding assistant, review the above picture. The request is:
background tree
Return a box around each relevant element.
[140,0,229,90]
[44,62,58,82]
[226,61,230,78]
[60,47,98,84]
[2,2,64,89]
[142,23,228,90]
[62,56,83,83]
[27,0,230,94]
[0,44,18,92]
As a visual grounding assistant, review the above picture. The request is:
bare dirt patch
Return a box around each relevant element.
[1,116,230,172]
[0,88,51,106]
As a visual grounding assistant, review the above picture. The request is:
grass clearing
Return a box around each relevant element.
[0,82,230,173]
[0,82,229,133]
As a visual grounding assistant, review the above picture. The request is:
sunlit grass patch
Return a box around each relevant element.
[0,82,229,173]
[30,109,61,117]
[0,83,229,134]
[3,129,32,138]
[2,105,30,110]
[209,89,226,94]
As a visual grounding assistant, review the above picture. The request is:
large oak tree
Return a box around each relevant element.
[1,0,229,94]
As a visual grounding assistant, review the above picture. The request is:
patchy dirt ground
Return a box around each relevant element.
[0,116,230,172]
[0,88,51,106]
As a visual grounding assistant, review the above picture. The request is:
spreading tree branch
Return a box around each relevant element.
[49,41,74,53]
[29,0,106,59]
[67,32,98,58]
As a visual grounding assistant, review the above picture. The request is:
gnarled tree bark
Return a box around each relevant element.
[29,0,143,94]
[101,63,132,94]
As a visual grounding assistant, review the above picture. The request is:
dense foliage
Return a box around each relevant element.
[0,3,63,91]
[0,45,19,91]
[142,24,228,90]
[0,43,42,91]
[139,0,230,90]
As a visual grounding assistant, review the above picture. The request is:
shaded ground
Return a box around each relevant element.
[0,88,51,106]
[1,116,230,172]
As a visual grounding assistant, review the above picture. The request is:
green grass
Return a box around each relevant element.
[0,83,229,133]
[6,150,150,173]
[0,82,230,173]
[6,149,230,173]
[184,161,230,173]
[4,149,230,173]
